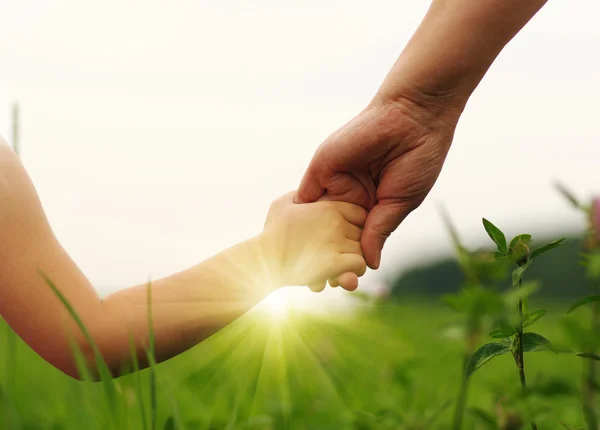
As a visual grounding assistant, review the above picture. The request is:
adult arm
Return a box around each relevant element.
[297,0,548,271]
[376,0,548,108]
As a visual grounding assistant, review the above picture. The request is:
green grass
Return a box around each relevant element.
[0,297,592,429]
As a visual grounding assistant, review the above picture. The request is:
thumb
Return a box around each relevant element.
[294,169,324,204]
[361,201,412,270]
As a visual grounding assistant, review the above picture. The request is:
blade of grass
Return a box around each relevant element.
[38,270,120,424]
[147,280,158,430]
[68,336,106,430]
[2,322,21,430]
[130,335,149,430]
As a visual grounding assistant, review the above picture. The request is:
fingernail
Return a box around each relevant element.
[373,252,381,270]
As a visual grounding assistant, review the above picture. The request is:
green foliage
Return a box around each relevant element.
[163,417,175,430]
[468,407,498,429]
[466,340,512,378]
[0,299,597,429]
[147,281,158,430]
[391,236,586,298]
[502,281,540,307]
[521,332,554,353]
[39,271,117,392]
[509,234,532,250]
[581,252,600,280]
[575,352,600,361]
[567,295,600,314]
[554,181,586,211]
[512,260,533,286]
[442,285,504,318]
[531,239,566,260]
[523,310,547,328]
[482,218,508,255]
[489,328,516,339]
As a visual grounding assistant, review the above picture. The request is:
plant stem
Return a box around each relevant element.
[517,275,538,430]
[582,283,600,430]
[452,338,474,430]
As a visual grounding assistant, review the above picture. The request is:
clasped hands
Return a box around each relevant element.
[262,95,460,292]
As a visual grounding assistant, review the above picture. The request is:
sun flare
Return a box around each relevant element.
[261,288,290,319]
[257,285,358,321]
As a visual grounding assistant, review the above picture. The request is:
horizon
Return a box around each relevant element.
[1,1,599,295]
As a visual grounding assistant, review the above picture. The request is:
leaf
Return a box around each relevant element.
[522,332,554,353]
[512,259,533,286]
[438,205,463,253]
[531,238,566,259]
[442,293,470,314]
[482,218,507,255]
[523,309,547,328]
[494,251,508,260]
[38,270,120,426]
[529,377,577,398]
[147,280,158,430]
[509,234,532,250]
[468,407,499,429]
[567,295,600,314]
[576,352,600,361]
[466,342,511,378]
[164,417,175,430]
[503,281,540,306]
[559,316,596,349]
[489,327,516,338]
[585,252,600,280]
[554,181,583,210]
[424,399,452,427]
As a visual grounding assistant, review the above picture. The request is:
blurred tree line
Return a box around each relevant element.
[391,234,586,298]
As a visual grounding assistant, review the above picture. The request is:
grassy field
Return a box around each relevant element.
[0,293,593,430]
[0,292,583,430]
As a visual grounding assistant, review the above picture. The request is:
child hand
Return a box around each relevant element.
[262,191,367,291]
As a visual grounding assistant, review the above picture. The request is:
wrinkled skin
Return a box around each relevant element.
[296,96,461,290]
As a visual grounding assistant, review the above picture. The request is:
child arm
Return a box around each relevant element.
[0,140,366,379]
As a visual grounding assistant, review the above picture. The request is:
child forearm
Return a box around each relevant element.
[0,140,279,379]
[97,234,278,375]
[0,140,365,380]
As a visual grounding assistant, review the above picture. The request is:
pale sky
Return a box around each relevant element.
[1,1,599,295]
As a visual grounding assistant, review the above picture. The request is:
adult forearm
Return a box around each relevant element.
[376,0,548,110]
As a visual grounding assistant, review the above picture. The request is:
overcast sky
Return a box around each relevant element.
[1,1,599,295]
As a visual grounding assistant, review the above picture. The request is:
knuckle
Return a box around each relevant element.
[330,217,344,229]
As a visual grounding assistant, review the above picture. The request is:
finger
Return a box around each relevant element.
[308,280,327,293]
[339,239,362,255]
[336,272,359,291]
[343,223,363,242]
[328,277,340,288]
[334,253,367,278]
[329,202,367,228]
[295,169,324,204]
[361,201,412,270]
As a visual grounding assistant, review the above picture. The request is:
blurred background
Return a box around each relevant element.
[1,0,599,298]
[4,2,600,429]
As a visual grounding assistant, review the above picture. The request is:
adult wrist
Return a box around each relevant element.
[371,78,469,125]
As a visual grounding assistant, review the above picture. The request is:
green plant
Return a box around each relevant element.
[466,218,565,430]
[556,181,600,430]
[439,207,508,430]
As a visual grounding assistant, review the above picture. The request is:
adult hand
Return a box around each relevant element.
[294,0,547,291]
[295,94,462,288]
